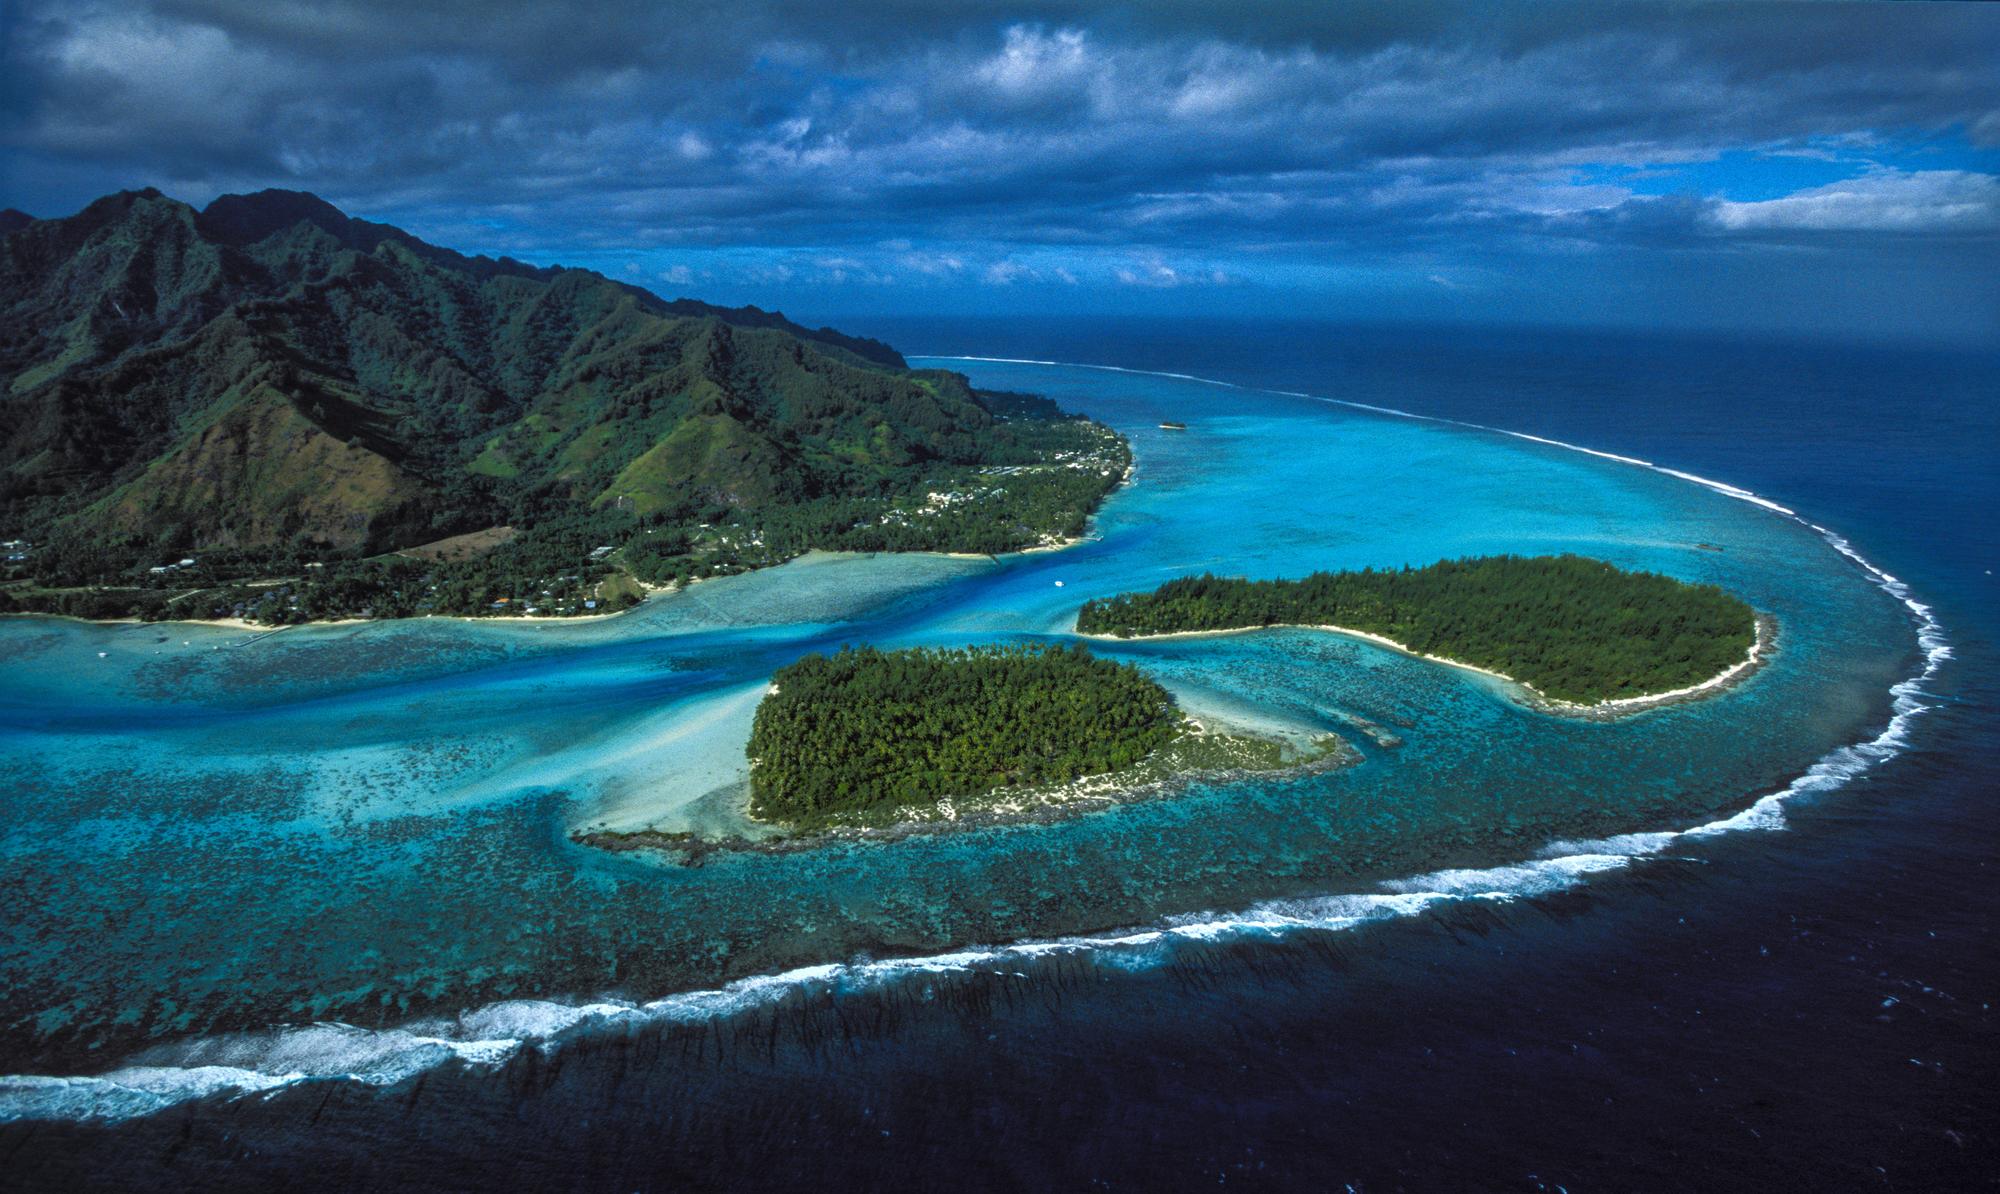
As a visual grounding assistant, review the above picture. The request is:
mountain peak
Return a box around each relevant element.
[76,188,176,219]
[0,182,1122,625]
[198,189,365,246]
[18,185,907,370]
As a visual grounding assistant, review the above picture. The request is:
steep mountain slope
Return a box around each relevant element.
[0,189,1126,622]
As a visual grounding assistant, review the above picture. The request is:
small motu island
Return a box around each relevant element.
[740,642,1345,831]
[1076,554,1760,707]
[747,643,1177,826]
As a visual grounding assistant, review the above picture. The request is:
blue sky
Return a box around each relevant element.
[4,1,1997,344]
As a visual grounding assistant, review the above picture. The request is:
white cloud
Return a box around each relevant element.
[1112,257,1234,288]
[899,252,965,276]
[1708,170,2000,233]
[977,26,1093,100]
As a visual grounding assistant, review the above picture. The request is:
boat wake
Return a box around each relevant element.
[0,355,1949,1126]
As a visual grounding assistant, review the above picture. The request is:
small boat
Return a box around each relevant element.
[1053,580,1065,588]
[1158,421,1188,431]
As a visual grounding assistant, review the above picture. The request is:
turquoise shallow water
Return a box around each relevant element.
[0,362,1920,1117]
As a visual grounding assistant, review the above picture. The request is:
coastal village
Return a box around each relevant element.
[0,424,1128,626]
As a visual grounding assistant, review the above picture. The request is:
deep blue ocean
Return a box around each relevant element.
[3,319,1993,1191]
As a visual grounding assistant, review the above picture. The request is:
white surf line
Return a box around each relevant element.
[0,358,1952,1126]
[919,359,1952,842]
[918,353,1937,682]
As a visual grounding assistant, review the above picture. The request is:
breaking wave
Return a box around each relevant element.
[0,356,1948,1125]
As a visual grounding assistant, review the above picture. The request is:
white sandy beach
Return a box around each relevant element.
[1079,613,1771,716]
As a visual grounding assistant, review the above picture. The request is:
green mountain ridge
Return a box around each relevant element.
[0,188,1127,622]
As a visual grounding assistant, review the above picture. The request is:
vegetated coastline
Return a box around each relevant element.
[574,643,1357,863]
[0,520,1114,635]
[1080,613,1773,721]
[573,723,1357,866]
[3,413,1129,629]
[0,189,1130,627]
[136,455,1133,632]
[1076,555,1763,711]
[745,643,1186,827]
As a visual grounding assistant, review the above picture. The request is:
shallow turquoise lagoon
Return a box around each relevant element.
[0,363,1917,1093]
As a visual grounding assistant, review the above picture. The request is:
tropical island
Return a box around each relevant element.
[0,190,1128,625]
[736,642,1347,832]
[1076,554,1761,706]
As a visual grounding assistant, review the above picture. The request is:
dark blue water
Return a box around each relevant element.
[6,320,1994,1191]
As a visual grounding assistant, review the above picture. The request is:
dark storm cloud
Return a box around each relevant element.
[3,1,1996,339]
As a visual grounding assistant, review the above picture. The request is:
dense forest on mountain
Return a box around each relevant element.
[0,189,1125,622]
[1075,555,1757,704]
[746,644,1182,825]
